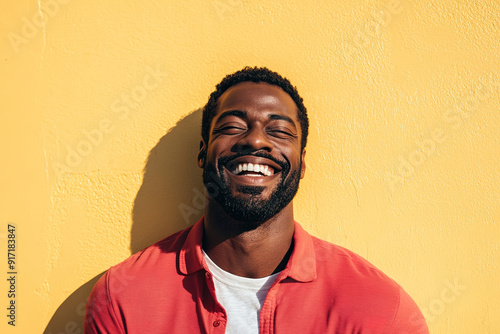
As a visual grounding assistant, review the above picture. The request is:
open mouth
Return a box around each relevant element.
[225,157,283,178]
[231,163,274,177]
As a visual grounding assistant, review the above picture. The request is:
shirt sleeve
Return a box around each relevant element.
[84,271,125,334]
[388,286,429,334]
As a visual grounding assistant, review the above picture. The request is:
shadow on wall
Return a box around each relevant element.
[44,108,205,333]
[131,108,205,253]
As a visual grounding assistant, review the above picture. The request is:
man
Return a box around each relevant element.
[85,67,429,333]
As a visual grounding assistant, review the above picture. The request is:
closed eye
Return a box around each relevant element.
[213,126,247,135]
[267,128,297,139]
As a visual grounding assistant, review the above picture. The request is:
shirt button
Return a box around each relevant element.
[205,271,211,278]
[213,320,221,327]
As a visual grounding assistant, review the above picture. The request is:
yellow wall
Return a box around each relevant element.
[1,0,498,332]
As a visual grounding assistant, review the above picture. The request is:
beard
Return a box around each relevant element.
[202,152,302,227]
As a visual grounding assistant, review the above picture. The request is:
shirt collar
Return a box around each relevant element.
[179,216,205,275]
[179,216,317,282]
[286,221,317,282]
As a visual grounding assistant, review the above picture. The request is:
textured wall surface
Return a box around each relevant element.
[1,0,498,333]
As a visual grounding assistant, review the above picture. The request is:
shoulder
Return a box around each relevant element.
[89,225,193,304]
[309,237,428,333]
[312,236,398,288]
[311,236,398,288]
[106,226,192,284]
[312,236,400,309]
[85,226,194,332]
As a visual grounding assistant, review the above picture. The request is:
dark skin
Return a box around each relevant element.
[198,82,306,278]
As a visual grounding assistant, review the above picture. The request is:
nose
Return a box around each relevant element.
[233,126,273,153]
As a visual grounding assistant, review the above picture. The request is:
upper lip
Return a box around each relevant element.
[225,156,283,173]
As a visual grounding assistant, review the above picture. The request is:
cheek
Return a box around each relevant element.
[206,140,221,157]
[205,141,229,166]
[279,146,301,163]
[210,135,239,152]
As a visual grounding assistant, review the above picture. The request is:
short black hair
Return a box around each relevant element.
[201,66,309,150]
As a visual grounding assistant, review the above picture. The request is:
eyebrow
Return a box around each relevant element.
[268,114,296,128]
[216,110,247,122]
[216,110,297,129]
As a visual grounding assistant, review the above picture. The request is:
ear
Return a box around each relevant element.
[198,140,207,168]
[300,149,306,179]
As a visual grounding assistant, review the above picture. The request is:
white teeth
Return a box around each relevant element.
[231,163,275,176]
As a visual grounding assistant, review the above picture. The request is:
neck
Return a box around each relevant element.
[202,199,295,278]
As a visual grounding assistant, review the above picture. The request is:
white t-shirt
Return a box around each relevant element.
[203,250,280,333]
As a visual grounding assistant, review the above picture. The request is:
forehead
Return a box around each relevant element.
[215,82,299,121]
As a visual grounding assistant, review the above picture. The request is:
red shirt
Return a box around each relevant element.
[85,217,428,333]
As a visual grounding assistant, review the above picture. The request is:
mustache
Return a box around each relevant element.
[217,151,289,173]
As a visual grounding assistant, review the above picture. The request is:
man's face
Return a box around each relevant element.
[199,82,306,225]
